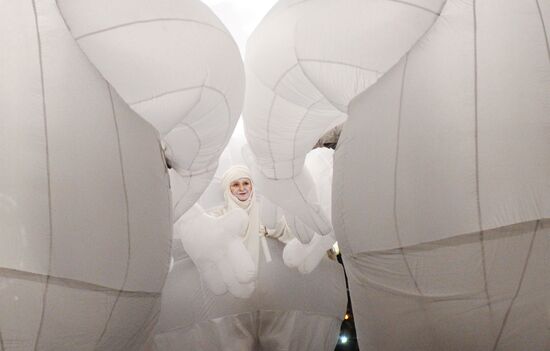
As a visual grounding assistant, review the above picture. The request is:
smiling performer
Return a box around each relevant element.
[212,165,294,266]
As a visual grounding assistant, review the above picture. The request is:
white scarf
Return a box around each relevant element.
[221,165,265,266]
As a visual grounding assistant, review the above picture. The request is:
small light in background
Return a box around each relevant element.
[344,314,349,320]
[340,335,348,344]
[332,241,340,254]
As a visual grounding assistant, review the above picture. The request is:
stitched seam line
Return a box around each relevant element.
[297,58,382,74]
[75,18,229,41]
[393,54,424,295]
[491,220,540,351]
[266,63,300,178]
[386,0,440,16]
[291,97,325,176]
[287,0,315,9]
[0,267,160,296]
[535,0,550,61]
[121,302,160,350]
[31,0,53,349]
[130,84,231,154]
[172,122,203,209]
[93,84,132,349]
[472,0,492,315]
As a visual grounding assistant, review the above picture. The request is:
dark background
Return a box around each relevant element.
[335,254,359,351]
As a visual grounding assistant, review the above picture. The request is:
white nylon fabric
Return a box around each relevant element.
[1,0,172,349]
[177,204,257,299]
[176,133,338,297]
[335,0,550,253]
[344,220,550,351]
[329,0,550,350]
[245,0,550,350]
[152,237,347,351]
[56,0,245,218]
[241,146,338,271]
[243,0,444,238]
[154,137,345,349]
[1,0,244,349]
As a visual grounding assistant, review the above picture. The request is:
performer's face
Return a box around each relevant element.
[230,177,253,201]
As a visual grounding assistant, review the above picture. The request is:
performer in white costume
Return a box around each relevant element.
[210,165,294,267]
[150,164,347,351]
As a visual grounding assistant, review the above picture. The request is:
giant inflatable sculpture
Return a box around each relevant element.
[1,0,243,350]
[149,136,347,351]
[152,220,346,351]
[243,0,444,239]
[244,0,550,350]
[55,0,245,219]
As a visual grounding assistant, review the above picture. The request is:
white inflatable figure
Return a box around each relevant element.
[177,164,301,297]
[282,232,336,274]
[333,1,550,350]
[2,0,243,349]
[177,204,256,298]
[1,1,172,350]
[243,144,327,243]
[242,145,337,273]
[151,183,347,351]
[305,148,335,222]
[245,0,550,350]
[282,147,337,273]
[243,0,442,240]
[56,0,245,218]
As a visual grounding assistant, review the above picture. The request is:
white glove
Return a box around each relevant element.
[242,145,333,237]
[282,232,336,274]
[177,204,257,298]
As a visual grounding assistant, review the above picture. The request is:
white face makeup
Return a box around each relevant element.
[230,177,253,202]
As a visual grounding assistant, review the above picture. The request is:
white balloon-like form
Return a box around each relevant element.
[177,204,257,298]
[1,1,172,350]
[243,145,338,270]
[333,1,550,350]
[282,233,336,274]
[56,0,245,219]
[1,0,243,349]
[245,0,550,350]
[152,231,346,351]
[243,0,442,238]
[148,135,347,350]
